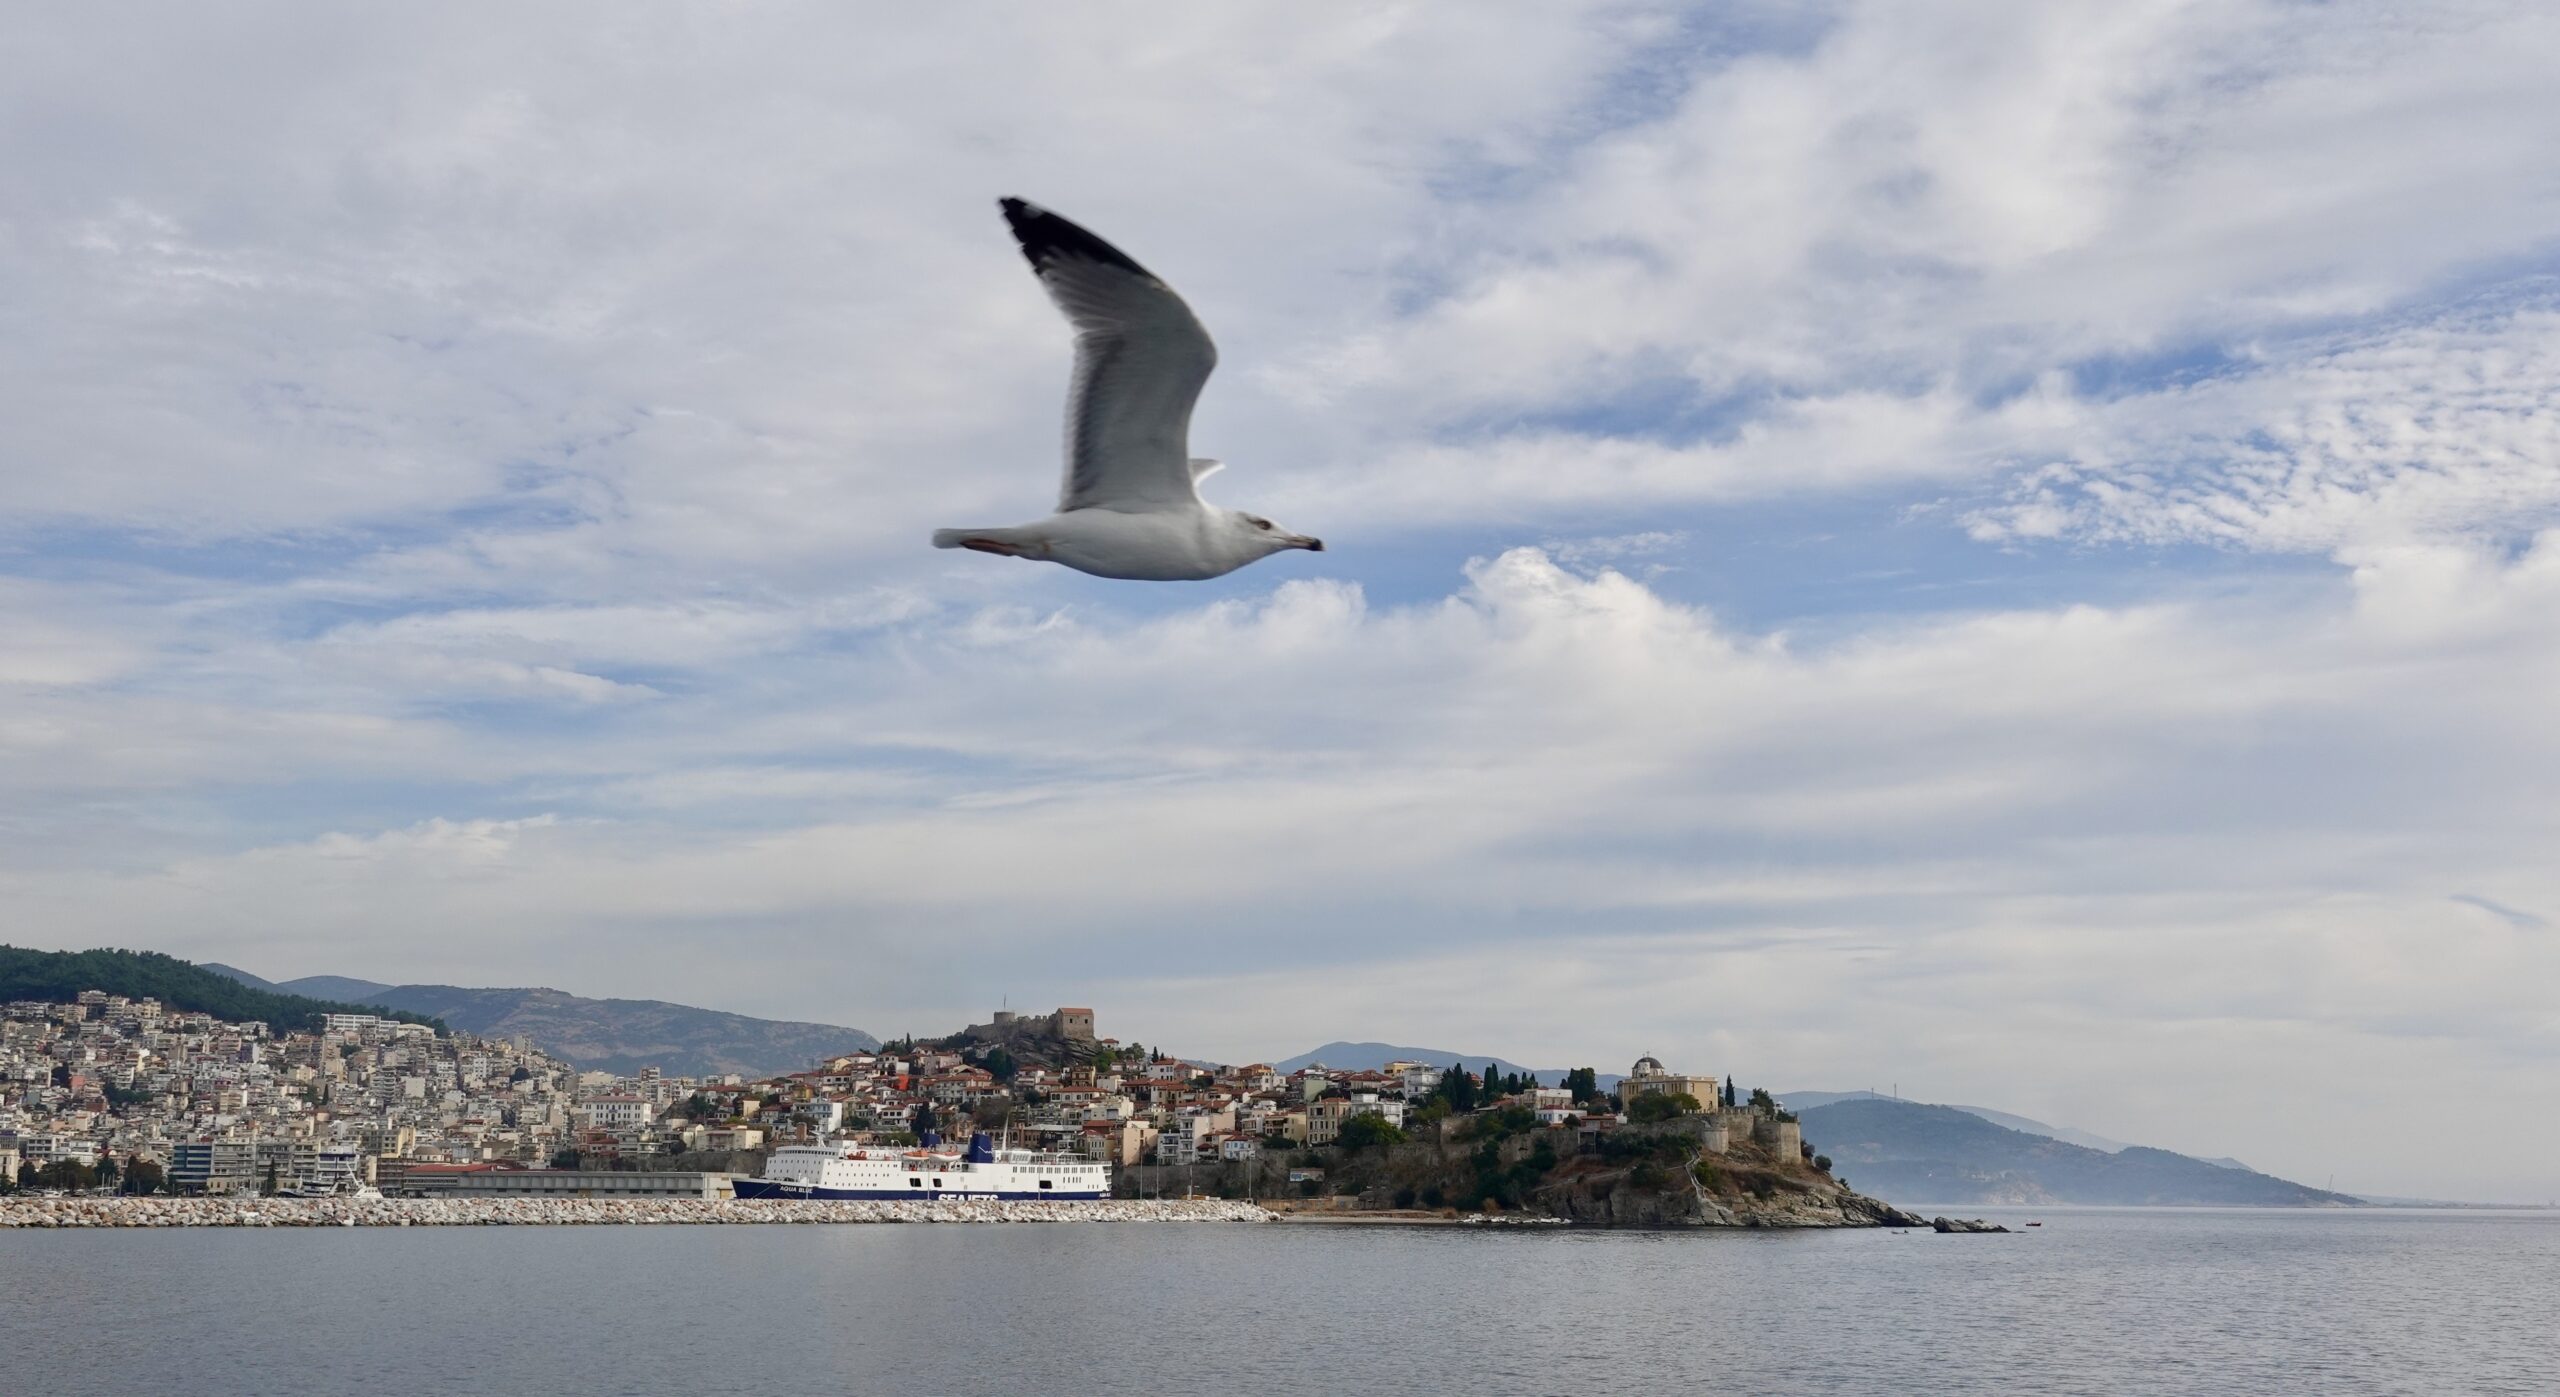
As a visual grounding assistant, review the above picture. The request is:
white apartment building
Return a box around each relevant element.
[1343,1092,1405,1127]
[1152,1107,1235,1165]
[579,1096,654,1132]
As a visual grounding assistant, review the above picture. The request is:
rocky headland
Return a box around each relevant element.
[1288,1108,1930,1229]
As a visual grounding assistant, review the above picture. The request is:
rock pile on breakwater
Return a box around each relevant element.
[0,1196,1275,1229]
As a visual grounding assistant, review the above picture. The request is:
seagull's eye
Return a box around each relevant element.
[1251,518,1272,530]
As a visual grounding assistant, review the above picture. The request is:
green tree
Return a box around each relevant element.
[982,1047,1018,1082]
[95,1155,119,1190]
[912,1102,940,1138]
[1628,1092,1702,1123]
[1443,1064,1484,1110]
[1335,1114,1407,1150]
[126,1157,165,1194]
[15,1160,35,1189]
[1748,1087,1777,1112]
[41,1158,96,1191]
[0,944,445,1035]
[1563,1067,1599,1104]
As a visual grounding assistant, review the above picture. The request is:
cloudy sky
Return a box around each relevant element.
[7,2,2558,1201]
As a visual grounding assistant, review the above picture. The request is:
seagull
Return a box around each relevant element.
[932,198,1323,581]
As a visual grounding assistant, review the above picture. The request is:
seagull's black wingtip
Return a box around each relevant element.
[997,196,1151,279]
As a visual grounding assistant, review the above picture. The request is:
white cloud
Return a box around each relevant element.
[6,3,2560,1202]
[14,547,2560,1196]
[1968,299,2560,552]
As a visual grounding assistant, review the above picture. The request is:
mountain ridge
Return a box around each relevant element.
[1270,1040,1625,1088]
[202,964,878,1079]
[1796,1096,2356,1206]
[1779,1089,2138,1153]
[4,947,443,1036]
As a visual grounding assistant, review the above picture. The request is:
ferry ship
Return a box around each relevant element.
[732,1131,1110,1201]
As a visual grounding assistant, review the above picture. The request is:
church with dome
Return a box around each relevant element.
[1619,1055,1721,1112]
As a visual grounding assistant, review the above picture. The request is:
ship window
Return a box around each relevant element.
[1039,1180,1052,1190]
[908,1178,922,1188]
[933,1178,943,1187]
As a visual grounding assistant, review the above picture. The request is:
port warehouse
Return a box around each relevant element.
[381,1162,738,1199]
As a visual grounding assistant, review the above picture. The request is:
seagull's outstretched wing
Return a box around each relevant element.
[1000,198,1217,514]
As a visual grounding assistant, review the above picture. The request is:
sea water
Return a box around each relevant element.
[2,1207,2550,1394]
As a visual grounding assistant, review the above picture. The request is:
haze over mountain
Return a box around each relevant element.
[205,964,877,1079]
[1781,1089,2138,1154]
[1781,1090,2260,1171]
[1796,1097,2356,1207]
[1272,1041,1625,1088]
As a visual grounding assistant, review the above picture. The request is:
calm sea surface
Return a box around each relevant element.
[3,1207,2552,1394]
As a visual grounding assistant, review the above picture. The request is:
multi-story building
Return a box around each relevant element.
[1618,1057,1718,1113]
[578,1096,654,1132]
[167,1140,257,1194]
[1152,1107,1234,1164]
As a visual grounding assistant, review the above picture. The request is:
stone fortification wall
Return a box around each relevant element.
[1754,1118,1802,1161]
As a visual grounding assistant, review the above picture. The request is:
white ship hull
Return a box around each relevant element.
[735,1137,1109,1202]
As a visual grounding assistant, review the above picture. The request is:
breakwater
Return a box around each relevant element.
[0,1196,1275,1228]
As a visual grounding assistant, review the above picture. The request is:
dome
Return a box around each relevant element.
[1631,1055,1665,1077]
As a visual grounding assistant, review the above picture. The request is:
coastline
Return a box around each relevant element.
[0,1196,1273,1229]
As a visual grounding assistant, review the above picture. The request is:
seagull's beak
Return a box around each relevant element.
[1286,533,1324,552]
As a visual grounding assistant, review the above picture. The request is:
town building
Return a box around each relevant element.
[1618,1056,1719,1112]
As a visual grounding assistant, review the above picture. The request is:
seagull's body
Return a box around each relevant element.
[932,198,1321,580]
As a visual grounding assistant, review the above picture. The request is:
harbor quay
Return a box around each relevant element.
[0,1196,1274,1228]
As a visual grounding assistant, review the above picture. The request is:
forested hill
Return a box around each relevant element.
[0,946,445,1036]
[1799,1097,2357,1206]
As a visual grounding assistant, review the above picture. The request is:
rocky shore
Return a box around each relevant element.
[0,1196,1274,1229]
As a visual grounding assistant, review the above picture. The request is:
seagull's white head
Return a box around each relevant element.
[1225,507,1324,559]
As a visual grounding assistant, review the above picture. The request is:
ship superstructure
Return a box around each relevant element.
[732,1130,1109,1201]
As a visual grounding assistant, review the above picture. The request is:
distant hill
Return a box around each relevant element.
[1272,1041,1623,1089]
[195,962,276,990]
[2,946,443,1036]
[279,974,401,1003]
[1780,1089,2137,1153]
[1796,1096,2357,1206]
[1781,1090,2263,1171]
[203,964,878,1079]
